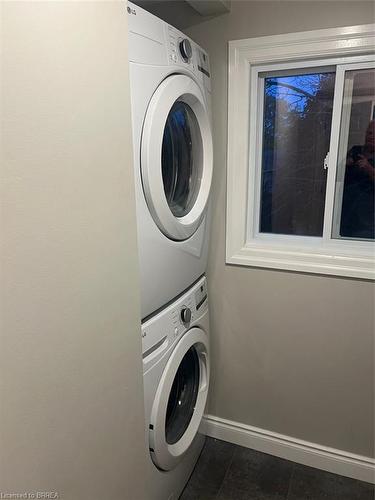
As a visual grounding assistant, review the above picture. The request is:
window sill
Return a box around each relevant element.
[227,242,375,280]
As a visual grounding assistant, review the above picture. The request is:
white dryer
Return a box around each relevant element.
[127,2,213,319]
[142,276,209,500]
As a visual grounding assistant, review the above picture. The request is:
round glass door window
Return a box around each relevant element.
[165,346,200,444]
[162,101,203,218]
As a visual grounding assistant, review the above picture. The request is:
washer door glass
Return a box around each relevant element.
[162,102,203,218]
[148,327,209,471]
[165,346,200,444]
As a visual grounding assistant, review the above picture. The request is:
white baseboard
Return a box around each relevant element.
[201,414,375,484]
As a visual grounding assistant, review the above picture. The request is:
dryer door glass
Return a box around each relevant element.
[141,74,213,240]
[162,101,203,218]
[165,346,200,444]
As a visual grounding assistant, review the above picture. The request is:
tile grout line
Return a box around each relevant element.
[214,444,237,500]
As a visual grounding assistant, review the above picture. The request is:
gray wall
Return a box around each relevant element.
[186,1,375,457]
[1,2,146,498]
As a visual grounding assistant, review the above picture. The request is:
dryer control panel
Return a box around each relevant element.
[141,276,208,370]
[166,26,211,91]
[127,1,211,92]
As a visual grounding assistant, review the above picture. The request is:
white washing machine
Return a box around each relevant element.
[142,276,209,500]
[127,2,213,320]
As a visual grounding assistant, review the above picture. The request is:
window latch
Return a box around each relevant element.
[323,152,330,170]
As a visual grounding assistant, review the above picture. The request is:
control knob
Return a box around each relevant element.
[179,38,192,62]
[180,306,192,325]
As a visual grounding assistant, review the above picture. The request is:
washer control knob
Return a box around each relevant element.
[180,307,192,325]
[179,39,192,62]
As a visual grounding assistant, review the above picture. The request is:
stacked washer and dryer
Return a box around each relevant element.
[127,3,213,499]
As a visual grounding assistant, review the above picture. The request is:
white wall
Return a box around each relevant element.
[186,1,375,458]
[0,2,146,499]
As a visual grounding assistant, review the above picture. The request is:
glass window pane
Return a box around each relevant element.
[259,71,336,236]
[333,68,375,241]
[162,101,203,218]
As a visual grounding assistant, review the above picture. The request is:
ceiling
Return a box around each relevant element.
[132,0,230,30]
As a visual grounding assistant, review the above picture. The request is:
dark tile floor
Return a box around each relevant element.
[180,437,375,500]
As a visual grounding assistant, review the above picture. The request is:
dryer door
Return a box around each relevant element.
[149,327,209,471]
[141,74,213,241]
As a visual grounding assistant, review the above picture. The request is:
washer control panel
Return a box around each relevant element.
[195,281,208,312]
[141,276,208,365]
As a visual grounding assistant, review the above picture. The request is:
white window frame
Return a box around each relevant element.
[226,24,375,279]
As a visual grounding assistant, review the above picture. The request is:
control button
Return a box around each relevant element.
[171,53,177,62]
[179,38,192,62]
[180,307,192,325]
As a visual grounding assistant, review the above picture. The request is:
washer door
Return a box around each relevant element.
[149,328,209,471]
[141,74,213,241]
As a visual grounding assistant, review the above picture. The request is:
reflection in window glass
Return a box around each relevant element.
[260,72,336,236]
[334,69,375,241]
